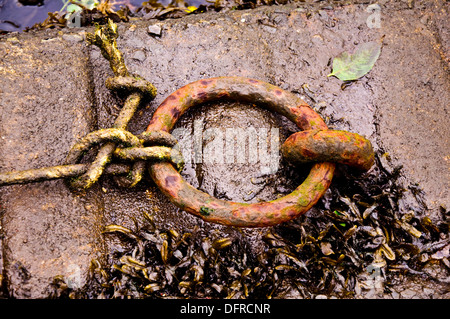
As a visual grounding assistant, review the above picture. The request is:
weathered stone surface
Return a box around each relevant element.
[92,2,448,224]
[371,10,449,213]
[0,32,104,298]
[0,1,448,298]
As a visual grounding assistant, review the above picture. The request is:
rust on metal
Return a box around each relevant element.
[281,129,375,171]
[146,76,336,227]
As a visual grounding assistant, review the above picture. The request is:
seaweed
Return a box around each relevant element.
[48,153,449,298]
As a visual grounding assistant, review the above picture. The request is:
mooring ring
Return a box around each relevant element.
[146,76,335,227]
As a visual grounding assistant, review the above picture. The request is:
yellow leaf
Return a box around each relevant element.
[185,6,197,13]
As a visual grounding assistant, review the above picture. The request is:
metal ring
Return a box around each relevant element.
[146,76,335,227]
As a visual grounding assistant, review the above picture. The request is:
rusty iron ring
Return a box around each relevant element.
[145,76,337,228]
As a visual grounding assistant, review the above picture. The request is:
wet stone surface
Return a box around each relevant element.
[0,34,104,298]
[0,1,449,298]
[173,101,293,204]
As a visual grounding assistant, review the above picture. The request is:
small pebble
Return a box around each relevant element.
[62,34,84,42]
[400,288,417,299]
[148,24,162,36]
[6,37,19,43]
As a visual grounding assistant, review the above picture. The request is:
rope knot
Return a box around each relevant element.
[65,128,183,190]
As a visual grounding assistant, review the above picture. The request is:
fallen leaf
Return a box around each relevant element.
[328,39,383,81]
[185,6,197,13]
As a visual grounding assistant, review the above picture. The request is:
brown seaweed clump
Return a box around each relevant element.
[48,153,449,299]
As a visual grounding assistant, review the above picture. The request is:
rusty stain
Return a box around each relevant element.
[281,129,374,171]
[146,76,337,227]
